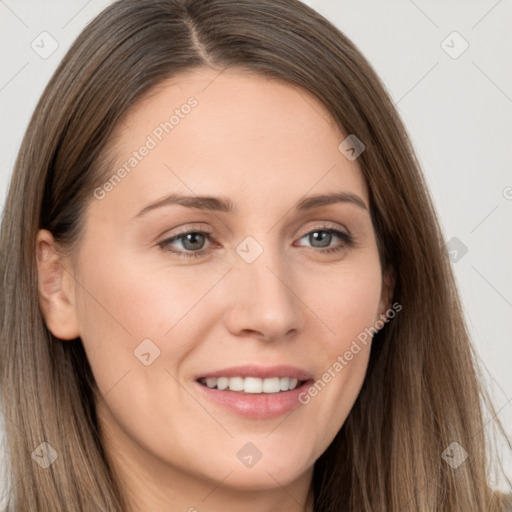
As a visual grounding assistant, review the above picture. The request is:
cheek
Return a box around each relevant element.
[309,258,384,350]
[295,258,382,447]
[72,244,222,395]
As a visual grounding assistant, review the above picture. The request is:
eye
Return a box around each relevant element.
[158,229,213,259]
[296,225,354,254]
[174,232,207,251]
[158,224,355,259]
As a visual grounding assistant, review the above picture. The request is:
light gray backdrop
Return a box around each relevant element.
[1,0,511,494]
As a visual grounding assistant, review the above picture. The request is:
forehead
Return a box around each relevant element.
[92,68,369,219]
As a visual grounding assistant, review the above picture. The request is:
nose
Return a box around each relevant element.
[223,241,305,342]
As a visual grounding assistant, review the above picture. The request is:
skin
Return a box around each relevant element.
[36,68,394,512]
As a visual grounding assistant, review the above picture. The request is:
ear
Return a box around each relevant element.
[377,266,396,320]
[36,229,80,340]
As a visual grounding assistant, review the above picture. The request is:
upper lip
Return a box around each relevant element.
[195,364,314,381]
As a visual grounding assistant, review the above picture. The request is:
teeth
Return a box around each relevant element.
[217,377,229,390]
[201,376,302,393]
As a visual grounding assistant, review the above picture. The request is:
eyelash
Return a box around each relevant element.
[158,224,355,259]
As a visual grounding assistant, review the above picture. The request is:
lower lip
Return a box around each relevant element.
[194,380,313,419]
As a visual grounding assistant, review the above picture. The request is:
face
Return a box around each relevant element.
[38,68,392,499]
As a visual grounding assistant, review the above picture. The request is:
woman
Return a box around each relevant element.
[0,0,510,510]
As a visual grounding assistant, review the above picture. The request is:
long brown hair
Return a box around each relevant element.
[0,0,510,510]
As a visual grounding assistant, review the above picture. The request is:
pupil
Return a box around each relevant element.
[311,231,331,248]
[183,233,204,250]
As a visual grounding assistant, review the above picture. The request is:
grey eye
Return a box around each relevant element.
[177,232,207,251]
[307,230,333,248]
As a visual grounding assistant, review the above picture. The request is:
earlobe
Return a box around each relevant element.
[36,229,80,340]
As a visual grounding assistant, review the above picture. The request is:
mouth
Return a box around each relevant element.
[193,365,314,419]
[197,376,308,394]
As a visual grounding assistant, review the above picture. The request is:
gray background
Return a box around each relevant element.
[1,0,511,493]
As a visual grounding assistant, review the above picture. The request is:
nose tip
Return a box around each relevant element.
[224,255,304,342]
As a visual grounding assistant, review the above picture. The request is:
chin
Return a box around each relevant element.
[203,455,311,491]
[218,469,306,492]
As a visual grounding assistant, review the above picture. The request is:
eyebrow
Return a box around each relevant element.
[134,191,368,218]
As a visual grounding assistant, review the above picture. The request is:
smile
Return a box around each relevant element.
[198,376,304,393]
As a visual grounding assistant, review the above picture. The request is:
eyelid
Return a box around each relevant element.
[158,221,355,260]
[297,221,350,238]
[157,224,215,259]
[294,224,354,252]
[157,223,213,242]
[159,221,348,245]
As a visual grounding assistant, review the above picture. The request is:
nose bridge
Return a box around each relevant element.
[228,234,303,339]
